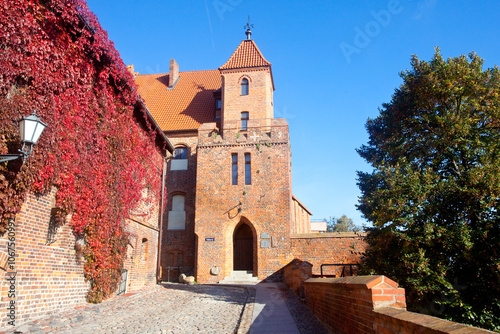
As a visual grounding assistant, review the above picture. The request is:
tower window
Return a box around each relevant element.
[173,147,187,159]
[245,153,251,185]
[241,112,249,131]
[241,78,249,95]
[232,153,238,185]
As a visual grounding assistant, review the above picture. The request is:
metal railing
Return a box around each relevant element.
[320,263,360,278]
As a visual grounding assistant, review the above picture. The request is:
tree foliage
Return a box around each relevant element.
[0,0,163,302]
[325,215,361,232]
[357,49,500,331]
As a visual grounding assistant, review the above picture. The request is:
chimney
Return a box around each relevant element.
[168,59,179,89]
[126,64,138,79]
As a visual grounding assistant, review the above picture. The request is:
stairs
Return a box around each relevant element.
[218,270,260,284]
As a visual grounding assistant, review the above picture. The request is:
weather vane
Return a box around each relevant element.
[244,16,254,40]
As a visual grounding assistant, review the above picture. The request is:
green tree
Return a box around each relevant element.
[325,215,361,232]
[357,49,500,331]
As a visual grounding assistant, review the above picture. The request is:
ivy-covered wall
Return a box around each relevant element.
[0,0,166,314]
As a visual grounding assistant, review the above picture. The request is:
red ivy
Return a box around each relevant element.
[0,0,163,302]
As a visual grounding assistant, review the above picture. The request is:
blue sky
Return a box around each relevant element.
[85,0,500,226]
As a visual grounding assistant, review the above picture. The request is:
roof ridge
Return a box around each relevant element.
[137,69,219,77]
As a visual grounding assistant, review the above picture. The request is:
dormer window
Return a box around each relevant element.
[241,78,249,95]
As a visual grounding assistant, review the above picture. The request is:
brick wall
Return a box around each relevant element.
[0,189,88,327]
[291,233,367,276]
[304,276,494,334]
[160,134,198,281]
[195,118,294,283]
[283,259,312,299]
[220,67,274,134]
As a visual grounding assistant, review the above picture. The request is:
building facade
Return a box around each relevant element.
[135,31,363,284]
[135,32,312,283]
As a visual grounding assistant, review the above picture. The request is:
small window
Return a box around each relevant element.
[245,153,251,185]
[241,112,249,131]
[141,238,149,261]
[214,99,222,121]
[241,78,249,95]
[173,147,187,159]
[232,153,238,185]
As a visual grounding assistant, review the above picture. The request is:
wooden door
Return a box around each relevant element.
[233,224,253,270]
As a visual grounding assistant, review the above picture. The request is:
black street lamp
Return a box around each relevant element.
[0,110,47,163]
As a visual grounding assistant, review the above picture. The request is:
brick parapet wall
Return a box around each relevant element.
[283,259,312,299]
[304,276,494,334]
[290,233,367,276]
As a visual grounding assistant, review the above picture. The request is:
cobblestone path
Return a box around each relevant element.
[6,284,249,334]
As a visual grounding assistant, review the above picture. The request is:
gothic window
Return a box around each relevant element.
[241,112,249,131]
[241,78,249,95]
[168,194,186,230]
[232,153,238,185]
[245,153,251,185]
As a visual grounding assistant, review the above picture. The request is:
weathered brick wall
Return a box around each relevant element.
[0,189,88,327]
[283,259,312,299]
[304,276,494,334]
[195,119,293,283]
[220,67,274,133]
[123,219,158,293]
[291,233,367,276]
[160,134,198,281]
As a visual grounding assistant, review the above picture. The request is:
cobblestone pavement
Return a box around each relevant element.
[5,284,249,334]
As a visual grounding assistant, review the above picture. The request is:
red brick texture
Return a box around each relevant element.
[304,276,494,334]
[283,259,312,299]
[291,233,367,276]
[195,118,293,283]
[0,176,163,327]
[0,189,88,326]
[159,134,198,281]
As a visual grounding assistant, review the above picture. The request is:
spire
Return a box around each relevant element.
[244,16,254,40]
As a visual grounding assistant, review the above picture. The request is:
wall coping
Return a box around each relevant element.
[375,307,496,333]
[291,232,367,239]
[305,275,399,289]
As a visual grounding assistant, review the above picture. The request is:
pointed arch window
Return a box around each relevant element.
[241,78,249,95]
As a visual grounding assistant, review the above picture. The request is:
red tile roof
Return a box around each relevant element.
[135,70,221,132]
[219,39,271,70]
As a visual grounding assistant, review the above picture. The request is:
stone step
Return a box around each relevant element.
[230,270,253,278]
[219,271,260,284]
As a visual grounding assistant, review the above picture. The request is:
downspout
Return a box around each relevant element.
[157,156,167,283]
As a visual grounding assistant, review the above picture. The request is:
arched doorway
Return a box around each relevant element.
[233,223,253,271]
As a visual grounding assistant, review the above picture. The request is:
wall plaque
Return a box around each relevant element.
[261,240,270,248]
[205,238,215,242]
[260,233,270,239]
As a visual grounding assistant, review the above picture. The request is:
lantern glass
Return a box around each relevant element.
[18,111,46,145]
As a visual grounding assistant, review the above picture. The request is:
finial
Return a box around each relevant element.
[244,16,254,40]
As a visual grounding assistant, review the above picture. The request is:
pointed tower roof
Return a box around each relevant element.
[219,39,271,70]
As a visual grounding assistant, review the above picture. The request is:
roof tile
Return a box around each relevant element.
[219,40,271,70]
[135,70,221,132]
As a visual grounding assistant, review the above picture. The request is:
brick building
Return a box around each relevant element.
[135,29,364,284]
